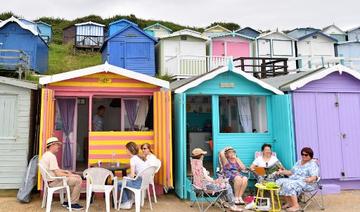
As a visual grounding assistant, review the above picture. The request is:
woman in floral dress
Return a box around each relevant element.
[275,147,319,211]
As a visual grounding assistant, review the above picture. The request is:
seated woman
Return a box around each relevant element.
[275,147,319,212]
[250,144,283,178]
[118,142,147,209]
[191,148,242,212]
[141,143,160,168]
[220,147,248,205]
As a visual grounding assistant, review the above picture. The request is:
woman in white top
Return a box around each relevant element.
[118,142,146,209]
[141,143,160,168]
[250,144,283,170]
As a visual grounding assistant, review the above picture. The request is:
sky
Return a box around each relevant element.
[2,0,360,31]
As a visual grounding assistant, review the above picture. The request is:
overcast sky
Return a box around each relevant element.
[2,0,360,31]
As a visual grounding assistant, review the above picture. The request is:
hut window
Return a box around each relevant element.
[0,95,17,138]
[219,96,268,133]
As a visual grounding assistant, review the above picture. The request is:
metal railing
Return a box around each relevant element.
[165,55,232,78]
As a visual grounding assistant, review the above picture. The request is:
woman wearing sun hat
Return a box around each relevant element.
[191,148,243,211]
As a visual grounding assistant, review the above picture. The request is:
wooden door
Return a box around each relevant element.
[109,41,125,67]
[338,93,360,178]
[212,41,225,56]
[315,93,343,179]
[257,39,271,56]
[227,42,250,58]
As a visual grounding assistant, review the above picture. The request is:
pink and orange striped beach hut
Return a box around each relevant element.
[37,62,173,189]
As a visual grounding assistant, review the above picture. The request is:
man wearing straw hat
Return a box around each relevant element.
[40,137,84,210]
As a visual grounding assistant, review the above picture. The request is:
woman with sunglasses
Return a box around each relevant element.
[140,143,160,168]
[275,147,319,212]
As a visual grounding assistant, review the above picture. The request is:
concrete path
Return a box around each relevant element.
[0,190,359,212]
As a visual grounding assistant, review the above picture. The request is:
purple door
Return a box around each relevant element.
[315,93,343,179]
[338,93,360,178]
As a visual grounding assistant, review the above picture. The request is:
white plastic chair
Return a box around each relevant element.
[38,163,72,212]
[83,167,118,212]
[147,159,161,204]
[118,166,157,212]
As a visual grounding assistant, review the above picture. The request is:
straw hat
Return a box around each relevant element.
[46,137,62,147]
[192,148,207,156]
[224,146,236,153]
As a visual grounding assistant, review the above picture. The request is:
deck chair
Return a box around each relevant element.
[190,158,226,212]
[298,159,325,211]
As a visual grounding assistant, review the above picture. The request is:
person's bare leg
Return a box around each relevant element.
[282,196,291,208]
[287,195,300,210]
[233,176,243,198]
[238,177,248,197]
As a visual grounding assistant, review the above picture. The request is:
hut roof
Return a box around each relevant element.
[39,62,169,88]
[171,63,283,94]
[257,31,297,41]
[0,16,39,35]
[143,23,172,32]
[161,29,208,40]
[75,21,104,27]
[204,25,231,33]
[262,64,360,91]
[0,76,37,90]
[209,31,255,40]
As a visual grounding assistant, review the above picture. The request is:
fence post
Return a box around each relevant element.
[284,59,288,74]
[261,59,266,78]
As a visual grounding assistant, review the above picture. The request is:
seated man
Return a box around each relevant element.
[39,137,83,210]
[219,147,248,205]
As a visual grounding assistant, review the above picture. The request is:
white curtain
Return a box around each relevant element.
[237,96,253,133]
[134,98,149,129]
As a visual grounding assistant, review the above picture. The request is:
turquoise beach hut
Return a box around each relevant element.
[171,63,296,199]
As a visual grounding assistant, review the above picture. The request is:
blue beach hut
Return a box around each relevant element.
[0,17,48,73]
[36,21,52,43]
[171,63,295,199]
[101,19,157,76]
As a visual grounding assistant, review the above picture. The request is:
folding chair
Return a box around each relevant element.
[189,158,226,212]
[217,147,251,179]
[299,159,325,211]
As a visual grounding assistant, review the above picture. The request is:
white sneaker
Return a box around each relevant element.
[119,201,132,210]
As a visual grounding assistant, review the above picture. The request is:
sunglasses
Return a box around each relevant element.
[301,153,309,157]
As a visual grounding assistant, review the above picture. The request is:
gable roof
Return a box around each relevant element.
[101,23,157,50]
[263,64,360,91]
[160,29,209,41]
[171,63,283,94]
[322,24,345,34]
[295,30,338,42]
[39,62,169,88]
[109,19,138,27]
[235,27,261,34]
[204,25,231,33]
[143,23,172,32]
[0,76,37,90]
[257,31,297,41]
[36,20,52,27]
[75,21,104,27]
[209,31,255,40]
[0,16,39,35]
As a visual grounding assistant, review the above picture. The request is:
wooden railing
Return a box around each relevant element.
[288,56,342,71]
[75,35,104,48]
[0,49,30,75]
[233,57,289,79]
[165,55,232,78]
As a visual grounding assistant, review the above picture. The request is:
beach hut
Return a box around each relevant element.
[36,21,52,43]
[156,29,212,78]
[235,27,261,39]
[37,62,173,189]
[264,64,360,191]
[144,23,172,38]
[101,19,157,76]
[209,32,254,58]
[346,26,360,41]
[255,31,297,70]
[337,41,360,70]
[0,76,38,189]
[287,28,337,70]
[202,25,231,37]
[322,24,346,42]
[0,17,48,73]
[63,21,105,49]
[171,63,295,199]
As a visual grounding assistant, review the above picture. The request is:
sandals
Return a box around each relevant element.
[229,205,243,212]
[282,204,291,209]
[286,207,301,212]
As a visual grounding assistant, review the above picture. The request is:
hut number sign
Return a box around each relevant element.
[99,77,112,84]
[220,82,235,88]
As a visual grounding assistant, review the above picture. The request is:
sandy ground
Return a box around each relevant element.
[0,190,360,212]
